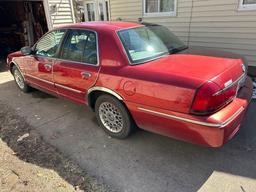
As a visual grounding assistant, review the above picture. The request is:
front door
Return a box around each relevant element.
[25,29,66,92]
[53,29,100,104]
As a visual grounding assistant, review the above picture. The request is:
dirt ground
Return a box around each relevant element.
[0,101,110,192]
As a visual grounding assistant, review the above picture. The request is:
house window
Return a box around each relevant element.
[86,2,96,21]
[239,0,256,10]
[144,0,176,17]
[84,0,110,21]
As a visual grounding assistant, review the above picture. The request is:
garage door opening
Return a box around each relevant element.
[0,1,48,60]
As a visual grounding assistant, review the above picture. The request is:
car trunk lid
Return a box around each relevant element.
[139,54,245,89]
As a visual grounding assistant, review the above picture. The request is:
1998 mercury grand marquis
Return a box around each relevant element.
[7,22,253,147]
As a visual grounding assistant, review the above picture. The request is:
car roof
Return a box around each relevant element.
[57,21,144,32]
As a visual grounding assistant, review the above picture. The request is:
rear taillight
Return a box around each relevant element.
[191,81,237,115]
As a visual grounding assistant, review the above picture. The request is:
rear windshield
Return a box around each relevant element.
[117,25,186,65]
[117,26,169,64]
[146,25,186,53]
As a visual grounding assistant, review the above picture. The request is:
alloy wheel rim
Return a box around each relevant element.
[14,70,25,89]
[99,102,124,133]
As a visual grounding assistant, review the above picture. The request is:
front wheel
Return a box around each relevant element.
[12,66,31,93]
[95,94,136,139]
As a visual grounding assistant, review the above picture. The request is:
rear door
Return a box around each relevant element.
[25,29,66,92]
[53,29,100,104]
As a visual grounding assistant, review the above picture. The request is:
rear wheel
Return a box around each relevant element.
[12,66,31,93]
[95,94,136,139]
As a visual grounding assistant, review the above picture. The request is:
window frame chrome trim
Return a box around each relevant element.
[57,28,100,67]
[54,57,100,67]
[31,28,100,67]
[138,106,244,128]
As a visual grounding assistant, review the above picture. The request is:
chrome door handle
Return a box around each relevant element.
[44,64,52,71]
[81,72,92,78]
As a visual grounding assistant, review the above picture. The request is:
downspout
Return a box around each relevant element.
[70,0,76,23]
[43,0,53,30]
[187,0,194,47]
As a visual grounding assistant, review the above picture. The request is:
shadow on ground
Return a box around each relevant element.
[0,100,110,191]
[31,90,56,99]
[0,59,7,72]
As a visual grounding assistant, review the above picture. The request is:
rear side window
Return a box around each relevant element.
[35,29,66,57]
[60,29,98,65]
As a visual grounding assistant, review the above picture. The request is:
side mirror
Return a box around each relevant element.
[21,46,32,55]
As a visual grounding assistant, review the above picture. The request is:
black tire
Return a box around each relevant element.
[95,94,136,139]
[12,66,32,93]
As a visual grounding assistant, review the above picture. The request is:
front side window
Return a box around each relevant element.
[144,0,176,16]
[35,30,65,57]
[118,26,169,64]
[239,0,256,10]
[60,29,98,65]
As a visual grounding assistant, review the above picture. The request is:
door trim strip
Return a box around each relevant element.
[55,83,82,94]
[26,74,82,94]
[26,74,54,85]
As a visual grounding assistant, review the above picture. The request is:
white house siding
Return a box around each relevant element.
[48,0,75,28]
[108,0,256,67]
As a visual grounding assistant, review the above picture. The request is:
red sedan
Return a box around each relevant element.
[7,22,253,147]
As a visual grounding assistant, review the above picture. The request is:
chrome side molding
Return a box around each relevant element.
[55,83,82,93]
[26,74,54,85]
[138,106,244,128]
[26,74,82,94]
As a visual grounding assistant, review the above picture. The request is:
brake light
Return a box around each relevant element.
[191,81,237,115]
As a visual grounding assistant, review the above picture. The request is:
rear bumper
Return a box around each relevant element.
[126,76,253,147]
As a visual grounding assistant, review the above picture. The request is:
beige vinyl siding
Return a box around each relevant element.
[109,0,256,66]
[188,0,256,67]
[110,0,143,21]
[110,0,192,43]
[48,0,75,28]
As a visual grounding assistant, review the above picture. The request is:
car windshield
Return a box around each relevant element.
[117,25,187,64]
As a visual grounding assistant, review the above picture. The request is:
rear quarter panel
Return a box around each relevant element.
[95,66,197,113]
